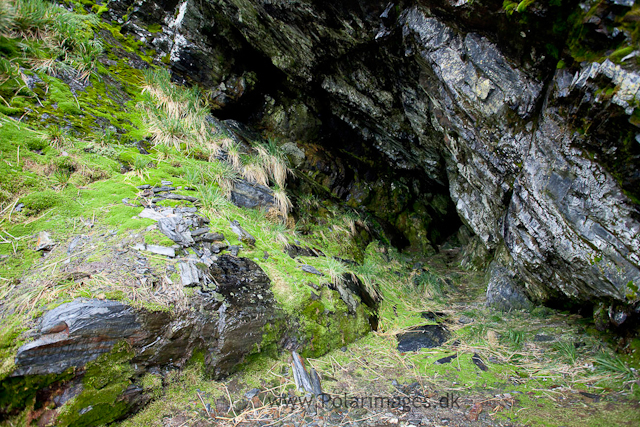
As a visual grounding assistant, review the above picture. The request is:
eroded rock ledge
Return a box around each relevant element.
[103,0,640,316]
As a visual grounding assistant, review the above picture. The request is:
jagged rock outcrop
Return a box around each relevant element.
[3,252,276,421]
[105,1,640,311]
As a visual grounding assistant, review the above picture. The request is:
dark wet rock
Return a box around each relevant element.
[229,220,256,247]
[229,179,275,210]
[434,354,457,365]
[164,193,198,202]
[301,265,323,276]
[35,231,55,252]
[152,186,175,193]
[471,353,488,371]
[228,245,241,257]
[206,255,276,375]
[534,334,554,342]
[284,244,325,258]
[161,180,173,186]
[396,325,450,352]
[13,299,141,376]
[486,258,533,312]
[158,216,194,247]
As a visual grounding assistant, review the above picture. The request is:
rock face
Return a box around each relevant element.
[13,300,142,377]
[107,2,639,309]
[13,255,276,379]
[4,253,276,423]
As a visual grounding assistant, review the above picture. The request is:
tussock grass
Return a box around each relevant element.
[141,70,296,219]
[142,69,210,151]
[241,153,269,186]
[255,138,290,187]
[199,185,232,213]
[0,0,102,82]
[271,184,292,218]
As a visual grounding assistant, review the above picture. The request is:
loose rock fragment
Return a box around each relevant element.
[35,231,55,251]
[138,208,166,221]
[301,265,323,276]
[229,220,256,246]
[178,262,201,287]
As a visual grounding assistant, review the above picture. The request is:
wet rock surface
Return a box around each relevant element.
[13,300,141,376]
[4,183,375,424]
[396,325,450,352]
[229,179,276,210]
[106,0,640,310]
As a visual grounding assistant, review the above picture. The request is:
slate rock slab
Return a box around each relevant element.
[229,220,256,246]
[13,299,142,376]
[229,179,275,210]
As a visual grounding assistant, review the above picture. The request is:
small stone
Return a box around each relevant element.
[301,265,323,275]
[138,208,165,221]
[388,417,398,424]
[190,227,210,237]
[35,231,55,251]
[306,282,320,290]
[13,203,24,212]
[458,315,474,324]
[435,354,458,365]
[472,353,488,371]
[245,388,260,399]
[229,245,241,257]
[152,186,176,193]
[164,193,198,202]
[146,244,176,257]
[229,220,256,246]
[137,185,151,190]
[179,262,201,287]
[161,180,173,186]
[534,333,554,342]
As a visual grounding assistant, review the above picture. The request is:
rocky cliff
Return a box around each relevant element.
[107,0,640,318]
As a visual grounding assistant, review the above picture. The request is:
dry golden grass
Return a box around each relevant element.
[272,185,292,219]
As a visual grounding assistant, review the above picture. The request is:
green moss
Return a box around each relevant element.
[20,189,62,215]
[0,369,75,416]
[609,46,634,63]
[56,341,135,426]
[143,230,176,247]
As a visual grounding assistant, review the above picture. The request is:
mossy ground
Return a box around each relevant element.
[118,250,640,426]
